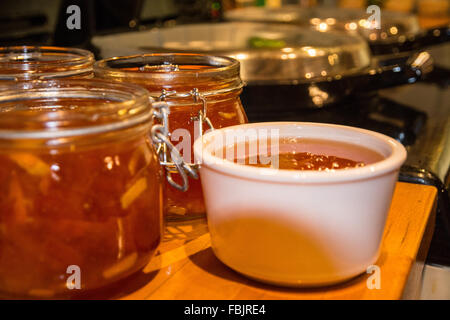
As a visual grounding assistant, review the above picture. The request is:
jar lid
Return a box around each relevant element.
[0,79,152,143]
[0,46,95,81]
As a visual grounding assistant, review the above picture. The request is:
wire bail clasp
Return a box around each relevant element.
[190,88,214,137]
[151,99,197,192]
[150,88,215,192]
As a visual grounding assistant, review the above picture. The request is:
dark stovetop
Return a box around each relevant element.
[246,92,427,148]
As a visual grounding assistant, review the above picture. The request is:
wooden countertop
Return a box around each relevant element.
[119,182,437,300]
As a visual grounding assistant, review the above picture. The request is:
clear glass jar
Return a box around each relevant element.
[0,46,94,81]
[0,80,163,299]
[94,53,248,220]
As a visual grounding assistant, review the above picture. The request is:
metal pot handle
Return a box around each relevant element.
[350,50,434,92]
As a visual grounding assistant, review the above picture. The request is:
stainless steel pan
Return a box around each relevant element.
[92,22,433,109]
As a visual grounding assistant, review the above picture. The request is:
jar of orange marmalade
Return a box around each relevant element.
[0,80,163,299]
[94,54,248,220]
[0,46,94,81]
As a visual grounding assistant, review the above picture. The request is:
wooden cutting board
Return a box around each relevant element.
[118,182,437,300]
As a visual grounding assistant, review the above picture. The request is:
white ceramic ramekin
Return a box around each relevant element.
[193,122,407,287]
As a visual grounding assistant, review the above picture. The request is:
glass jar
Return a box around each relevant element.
[0,46,94,81]
[0,80,163,299]
[94,53,248,220]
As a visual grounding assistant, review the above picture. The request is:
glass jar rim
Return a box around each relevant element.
[0,46,95,80]
[94,53,242,96]
[95,53,240,77]
[0,79,152,140]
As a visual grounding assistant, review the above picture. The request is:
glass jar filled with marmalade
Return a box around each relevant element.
[0,46,94,81]
[0,80,163,299]
[94,54,248,220]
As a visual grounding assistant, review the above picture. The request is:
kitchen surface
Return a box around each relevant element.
[0,0,448,302]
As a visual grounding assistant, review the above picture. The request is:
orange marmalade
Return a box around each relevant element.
[94,54,248,220]
[0,80,162,299]
[235,138,384,170]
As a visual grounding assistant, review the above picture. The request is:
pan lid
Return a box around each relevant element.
[99,22,371,83]
[225,6,421,47]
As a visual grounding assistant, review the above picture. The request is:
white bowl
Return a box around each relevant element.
[193,122,407,287]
